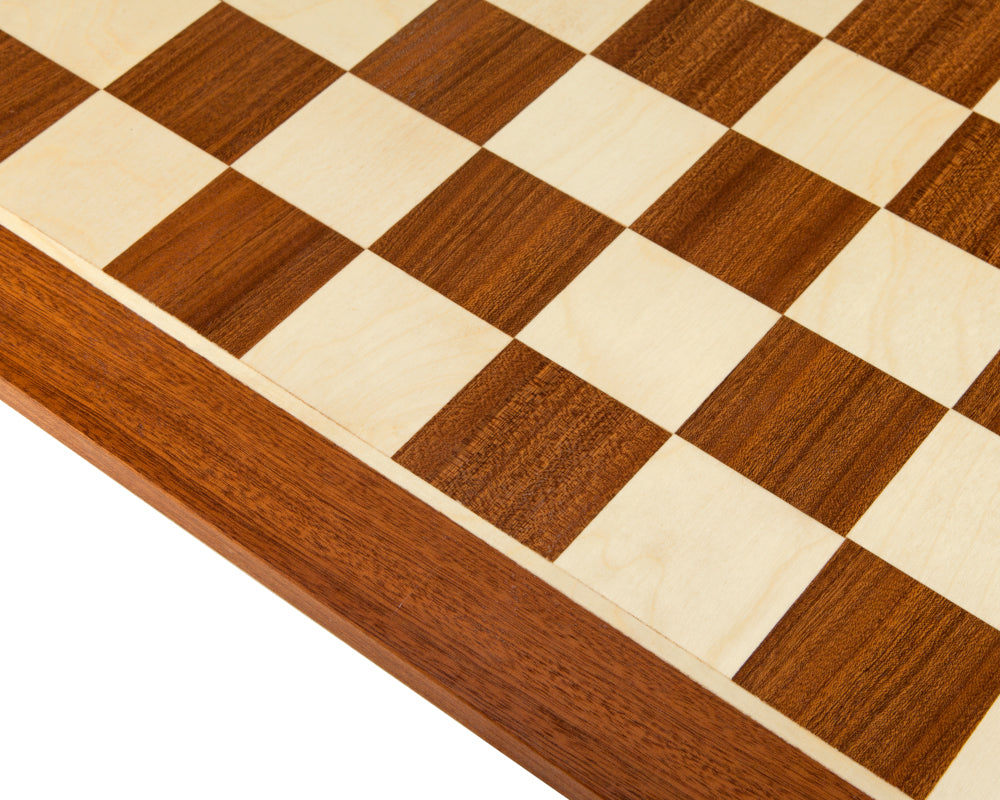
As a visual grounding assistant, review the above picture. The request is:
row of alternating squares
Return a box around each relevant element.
[4,1,1000,257]
[4,11,1000,443]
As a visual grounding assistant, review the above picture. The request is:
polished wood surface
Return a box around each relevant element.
[355,0,581,144]
[106,169,360,357]
[395,340,669,559]
[107,4,341,162]
[0,31,95,162]
[0,226,871,800]
[633,130,876,311]
[596,0,819,126]
[373,150,622,335]
[679,317,945,534]
[736,541,1000,800]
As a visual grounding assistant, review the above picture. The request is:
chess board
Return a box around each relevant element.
[3,1,1000,798]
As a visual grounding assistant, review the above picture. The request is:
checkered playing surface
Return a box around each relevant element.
[3,2,1000,797]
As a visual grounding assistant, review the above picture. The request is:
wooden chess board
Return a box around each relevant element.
[3,2,1000,798]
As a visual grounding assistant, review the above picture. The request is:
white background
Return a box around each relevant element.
[0,400,559,800]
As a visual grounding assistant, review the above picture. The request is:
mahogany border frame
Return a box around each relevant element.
[0,226,870,799]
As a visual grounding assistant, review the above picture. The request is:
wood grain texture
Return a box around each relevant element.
[394,341,669,560]
[678,317,946,534]
[353,0,581,144]
[735,541,1000,799]
[0,226,873,800]
[104,169,360,357]
[633,132,876,312]
[106,3,342,163]
[594,0,819,126]
[373,150,622,335]
[0,32,95,163]
[831,0,1000,108]
[956,349,1000,437]
[888,114,1000,271]
[785,209,1000,408]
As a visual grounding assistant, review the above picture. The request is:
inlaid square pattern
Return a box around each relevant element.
[594,0,820,126]
[107,4,342,163]
[735,39,969,205]
[0,32,95,162]
[243,251,510,455]
[489,0,649,52]
[8,3,1000,799]
[747,0,861,35]
[226,0,435,69]
[557,436,841,676]
[633,131,876,312]
[831,0,1000,108]
[0,0,215,87]
[851,410,1000,632]
[736,541,1000,800]
[678,317,945,534]
[956,352,1000,437]
[105,170,362,358]
[354,0,581,144]
[788,210,1000,407]
[236,74,478,248]
[373,150,622,335]
[487,56,726,225]
[889,114,1000,271]
[0,91,223,267]
[519,230,778,431]
[395,341,669,560]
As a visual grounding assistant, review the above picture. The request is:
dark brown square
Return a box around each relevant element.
[889,114,1000,270]
[831,0,1000,107]
[353,0,581,144]
[372,150,622,335]
[735,541,1000,799]
[956,349,1000,436]
[394,341,669,560]
[633,132,877,312]
[0,32,95,162]
[594,0,819,126]
[106,4,342,162]
[105,169,361,357]
[678,318,945,534]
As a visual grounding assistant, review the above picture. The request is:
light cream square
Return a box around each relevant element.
[489,0,648,52]
[851,411,1000,631]
[735,40,969,205]
[226,0,434,69]
[0,92,224,267]
[243,252,510,455]
[519,230,778,431]
[557,437,841,676]
[487,57,725,225]
[975,80,1000,125]
[788,211,1000,406]
[930,697,1000,800]
[747,0,860,35]
[0,0,216,86]
[235,74,477,247]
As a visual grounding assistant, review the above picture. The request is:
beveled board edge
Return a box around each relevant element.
[0,225,872,800]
